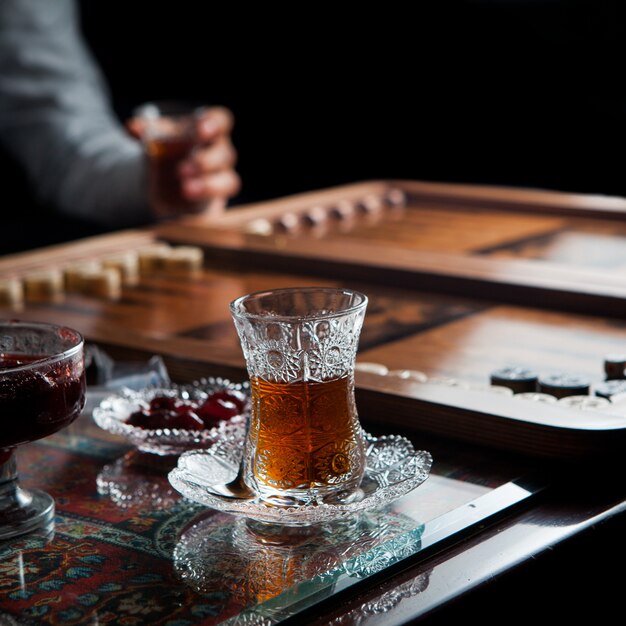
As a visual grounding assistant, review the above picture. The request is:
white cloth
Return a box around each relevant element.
[0,0,151,227]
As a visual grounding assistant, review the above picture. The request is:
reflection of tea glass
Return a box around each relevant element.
[173,507,422,615]
[0,321,85,539]
[230,287,368,507]
[134,100,207,218]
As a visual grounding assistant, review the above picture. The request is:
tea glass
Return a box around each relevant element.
[230,287,368,506]
[134,100,207,218]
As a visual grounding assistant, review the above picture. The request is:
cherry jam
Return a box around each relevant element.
[127,388,247,430]
[0,353,86,448]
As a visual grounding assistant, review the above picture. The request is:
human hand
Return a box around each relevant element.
[127,105,240,219]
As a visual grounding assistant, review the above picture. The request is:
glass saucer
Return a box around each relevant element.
[168,428,433,525]
[92,377,249,456]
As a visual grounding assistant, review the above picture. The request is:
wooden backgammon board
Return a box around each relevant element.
[2,179,626,461]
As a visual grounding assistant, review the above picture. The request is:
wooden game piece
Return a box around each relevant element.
[490,366,539,394]
[384,188,407,207]
[557,395,611,410]
[102,252,140,286]
[0,277,24,308]
[244,218,273,237]
[355,362,389,375]
[23,269,64,302]
[273,212,300,234]
[514,392,557,404]
[356,194,384,214]
[388,369,429,383]
[428,376,469,388]
[302,206,328,228]
[603,354,626,380]
[301,206,329,238]
[138,243,172,273]
[78,267,122,300]
[64,260,102,292]
[537,373,591,399]
[329,200,356,220]
[164,246,204,274]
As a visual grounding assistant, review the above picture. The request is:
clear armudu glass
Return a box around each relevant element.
[230,287,368,506]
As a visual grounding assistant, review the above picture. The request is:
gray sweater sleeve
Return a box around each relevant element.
[0,0,152,227]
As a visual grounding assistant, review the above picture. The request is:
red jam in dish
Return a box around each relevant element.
[126,388,247,430]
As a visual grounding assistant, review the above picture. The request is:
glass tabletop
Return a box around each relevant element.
[0,395,543,625]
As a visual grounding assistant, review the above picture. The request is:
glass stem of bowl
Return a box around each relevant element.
[0,448,18,492]
[0,451,26,524]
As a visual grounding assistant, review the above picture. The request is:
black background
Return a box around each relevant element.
[3,0,626,253]
[80,0,626,205]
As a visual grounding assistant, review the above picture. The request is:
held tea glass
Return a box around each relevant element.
[0,321,85,539]
[230,287,368,506]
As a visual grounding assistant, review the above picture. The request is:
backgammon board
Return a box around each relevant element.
[2,180,626,460]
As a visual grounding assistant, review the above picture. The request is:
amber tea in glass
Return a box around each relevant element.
[230,287,368,506]
[135,101,206,218]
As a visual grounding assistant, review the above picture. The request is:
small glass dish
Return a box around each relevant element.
[168,427,433,525]
[92,378,249,456]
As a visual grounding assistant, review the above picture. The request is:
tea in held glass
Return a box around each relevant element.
[230,287,368,506]
[135,101,207,218]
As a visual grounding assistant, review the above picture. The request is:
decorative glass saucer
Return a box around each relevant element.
[168,427,433,525]
[92,377,249,456]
